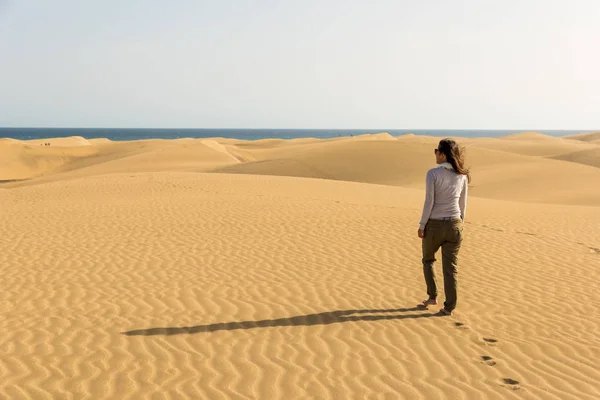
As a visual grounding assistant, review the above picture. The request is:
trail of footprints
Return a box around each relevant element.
[477,223,600,256]
[452,321,521,391]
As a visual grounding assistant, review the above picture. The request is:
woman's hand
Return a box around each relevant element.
[418,229,425,239]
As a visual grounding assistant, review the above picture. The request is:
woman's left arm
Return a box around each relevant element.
[459,176,468,222]
[418,169,435,235]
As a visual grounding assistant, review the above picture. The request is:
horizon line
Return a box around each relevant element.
[0,127,597,131]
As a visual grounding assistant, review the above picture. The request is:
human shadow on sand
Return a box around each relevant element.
[122,307,440,336]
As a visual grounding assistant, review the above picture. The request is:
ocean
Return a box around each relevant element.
[0,128,592,141]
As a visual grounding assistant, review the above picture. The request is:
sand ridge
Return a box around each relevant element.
[564,131,600,142]
[551,147,600,168]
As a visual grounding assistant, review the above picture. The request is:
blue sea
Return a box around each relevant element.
[0,128,593,141]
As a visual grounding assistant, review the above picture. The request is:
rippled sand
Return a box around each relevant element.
[1,132,599,399]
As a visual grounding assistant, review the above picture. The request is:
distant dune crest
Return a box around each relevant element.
[499,132,558,141]
[1,132,599,205]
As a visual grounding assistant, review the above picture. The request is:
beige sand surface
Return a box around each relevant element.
[1,133,599,399]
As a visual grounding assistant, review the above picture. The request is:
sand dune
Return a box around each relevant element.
[499,131,557,141]
[214,139,434,187]
[27,135,93,147]
[464,135,595,157]
[565,131,600,142]
[213,135,600,204]
[551,147,600,168]
[0,138,241,183]
[2,133,600,205]
[1,133,599,398]
[0,137,97,181]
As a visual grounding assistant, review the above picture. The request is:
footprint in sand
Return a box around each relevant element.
[576,242,600,254]
[480,224,503,232]
[481,355,496,366]
[503,378,521,390]
[482,337,498,346]
[517,231,536,236]
[454,322,469,330]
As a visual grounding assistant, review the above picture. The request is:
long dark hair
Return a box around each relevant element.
[438,138,471,183]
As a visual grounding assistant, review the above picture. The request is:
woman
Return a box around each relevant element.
[418,138,470,316]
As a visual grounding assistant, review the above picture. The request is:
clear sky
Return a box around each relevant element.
[1,0,599,129]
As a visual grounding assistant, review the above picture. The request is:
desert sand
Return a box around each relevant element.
[1,132,599,399]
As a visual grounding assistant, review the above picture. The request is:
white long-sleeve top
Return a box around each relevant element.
[419,164,468,230]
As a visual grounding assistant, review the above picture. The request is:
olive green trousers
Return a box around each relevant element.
[422,218,463,312]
